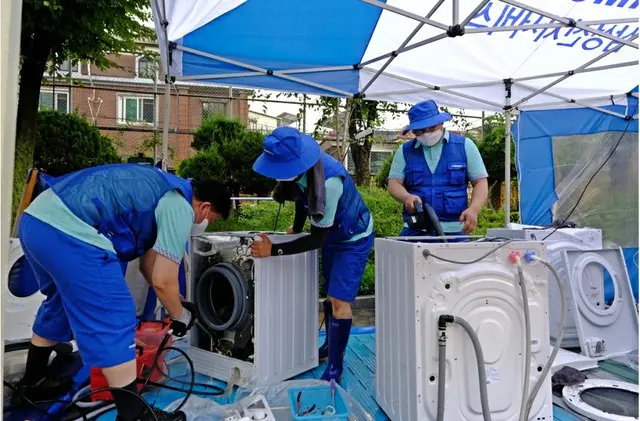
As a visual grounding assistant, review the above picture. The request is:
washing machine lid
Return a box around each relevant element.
[562,379,638,421]
[562,248,639,360]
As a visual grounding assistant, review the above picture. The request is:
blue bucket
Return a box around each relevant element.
[288,385,349,420]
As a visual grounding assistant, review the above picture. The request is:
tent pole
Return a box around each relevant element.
[359,0,445,95]
[360,33,448,67]
[512,34,638,108]
[159,0,171,170]
[464,17,638,34]
[461,0,490,27]
[500,0,638,49]
[514,61,637,83]
[359,0,449,31]
[504,79,513,227]
[452,0,459,25]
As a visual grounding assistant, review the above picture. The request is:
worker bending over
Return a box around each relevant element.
[15,163,231,421]
[388,100,489,238]
[250,127,374,383]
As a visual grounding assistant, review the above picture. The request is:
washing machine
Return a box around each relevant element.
[375,238,554,421]
[487,226,603,349]
[187,232,319,387]
[4,238,46,344]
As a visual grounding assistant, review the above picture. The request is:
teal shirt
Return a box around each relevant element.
[25,189,194,264]
[297,174,373,242]
[388,130,488,233]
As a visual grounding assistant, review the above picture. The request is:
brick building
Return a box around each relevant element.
[40,49,250,167]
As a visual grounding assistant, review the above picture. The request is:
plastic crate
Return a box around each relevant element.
[288,385,349,420]
[89,321,172,401]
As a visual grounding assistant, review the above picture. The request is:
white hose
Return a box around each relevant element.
[72,385,106,408]
[523,255,567,420]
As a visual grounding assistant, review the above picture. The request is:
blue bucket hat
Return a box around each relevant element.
[253,127,321,180]
[402,100,451,135]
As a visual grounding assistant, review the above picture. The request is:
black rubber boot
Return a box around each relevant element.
[318,299,332,362]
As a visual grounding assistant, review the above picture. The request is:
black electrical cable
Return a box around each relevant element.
[422,239,515,264]
[541,107,637,242]
[58,387,159,421]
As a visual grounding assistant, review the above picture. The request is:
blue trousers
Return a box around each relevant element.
[322,233,374,303]
[19,214,137,368]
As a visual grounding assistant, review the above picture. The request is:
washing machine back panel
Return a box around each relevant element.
[253,242,319,385]
[562,248,638,360]
[376,239,554,421]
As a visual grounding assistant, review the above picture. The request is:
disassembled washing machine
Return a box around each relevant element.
[4,238,46,344]
[487,226,603,349]
[375,238,554,421]
[559,248,638,360]
[187,232,319,387]
[562,379,638,421]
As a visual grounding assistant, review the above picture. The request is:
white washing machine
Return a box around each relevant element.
[487,226,602,348]
[4,238,46,344]
[375,238,553,421]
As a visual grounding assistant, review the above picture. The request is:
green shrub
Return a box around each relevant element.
[209,187,518,296]
[34,110,121,176]
[180,116,276,196]
[374,151,395,189]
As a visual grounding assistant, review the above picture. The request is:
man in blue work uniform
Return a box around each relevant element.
[14,164,231,421]
[250,127,374,383]
[387,100,489,238]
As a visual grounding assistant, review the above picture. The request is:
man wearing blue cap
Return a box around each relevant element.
[388,100,488,237]
[250,127,374,383]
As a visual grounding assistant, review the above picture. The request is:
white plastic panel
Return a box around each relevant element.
[3,238,45,343]
[487,227,603,348]
[562,248,638,360]
[187,232,319,387]
[376,239,554,421]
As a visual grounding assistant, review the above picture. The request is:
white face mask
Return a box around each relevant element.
[417,129,444,147]
[191,219,209,237]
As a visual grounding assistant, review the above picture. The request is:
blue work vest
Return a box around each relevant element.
[299,152,371,244]
[49,163,193,262]
[402,133,468,223]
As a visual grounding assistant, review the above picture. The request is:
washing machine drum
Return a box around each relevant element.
[563,379,638,420]
[196,262,250,332]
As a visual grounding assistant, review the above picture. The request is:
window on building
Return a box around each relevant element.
[346,149,393,175]
[59,59,79,73]
[39,91,69,113]
[137,57,158,79]
[202,101,228,120]
[118,95,155,125]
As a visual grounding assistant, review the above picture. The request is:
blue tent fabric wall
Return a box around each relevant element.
[513,92,639,303]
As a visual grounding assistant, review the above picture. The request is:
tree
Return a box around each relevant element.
[34,110,121,176]
[14,0,154,212]
[476,113,517,209]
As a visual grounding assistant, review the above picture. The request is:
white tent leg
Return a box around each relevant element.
[504,80,512,227]
[158,0,171,170]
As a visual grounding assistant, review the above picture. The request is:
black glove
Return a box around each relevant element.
[170,301,198,337]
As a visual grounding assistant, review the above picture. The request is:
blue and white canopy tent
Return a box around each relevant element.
[149,0,639,227]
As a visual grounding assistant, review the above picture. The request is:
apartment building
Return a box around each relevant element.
[40,50,250,166]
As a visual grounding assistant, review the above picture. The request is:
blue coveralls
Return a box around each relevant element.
[18,164,192,368]
[399,133,469,240]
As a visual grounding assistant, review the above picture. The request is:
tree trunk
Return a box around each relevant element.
[351,140,372,187]
[13,36,52,218]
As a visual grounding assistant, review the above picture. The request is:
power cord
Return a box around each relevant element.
[541,107,637,241]
[422,240,515,264]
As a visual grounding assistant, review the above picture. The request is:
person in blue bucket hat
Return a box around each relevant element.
[12,163,232,421]
[387,100,488,239]
[250,127,374,383]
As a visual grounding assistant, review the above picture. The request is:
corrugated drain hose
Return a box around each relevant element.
[437,315,492,421]
[196,262,249,332]
[515,258,531,421]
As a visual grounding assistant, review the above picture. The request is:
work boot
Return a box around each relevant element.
[116,407,187,421]
[10,375,72,406]
[320,318,352,383]
[318,299,332,362]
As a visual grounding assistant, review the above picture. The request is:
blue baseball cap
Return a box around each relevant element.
[253,127,321,180]
[402,100,451,135]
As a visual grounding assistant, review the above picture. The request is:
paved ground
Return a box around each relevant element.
[318,307,375,328]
